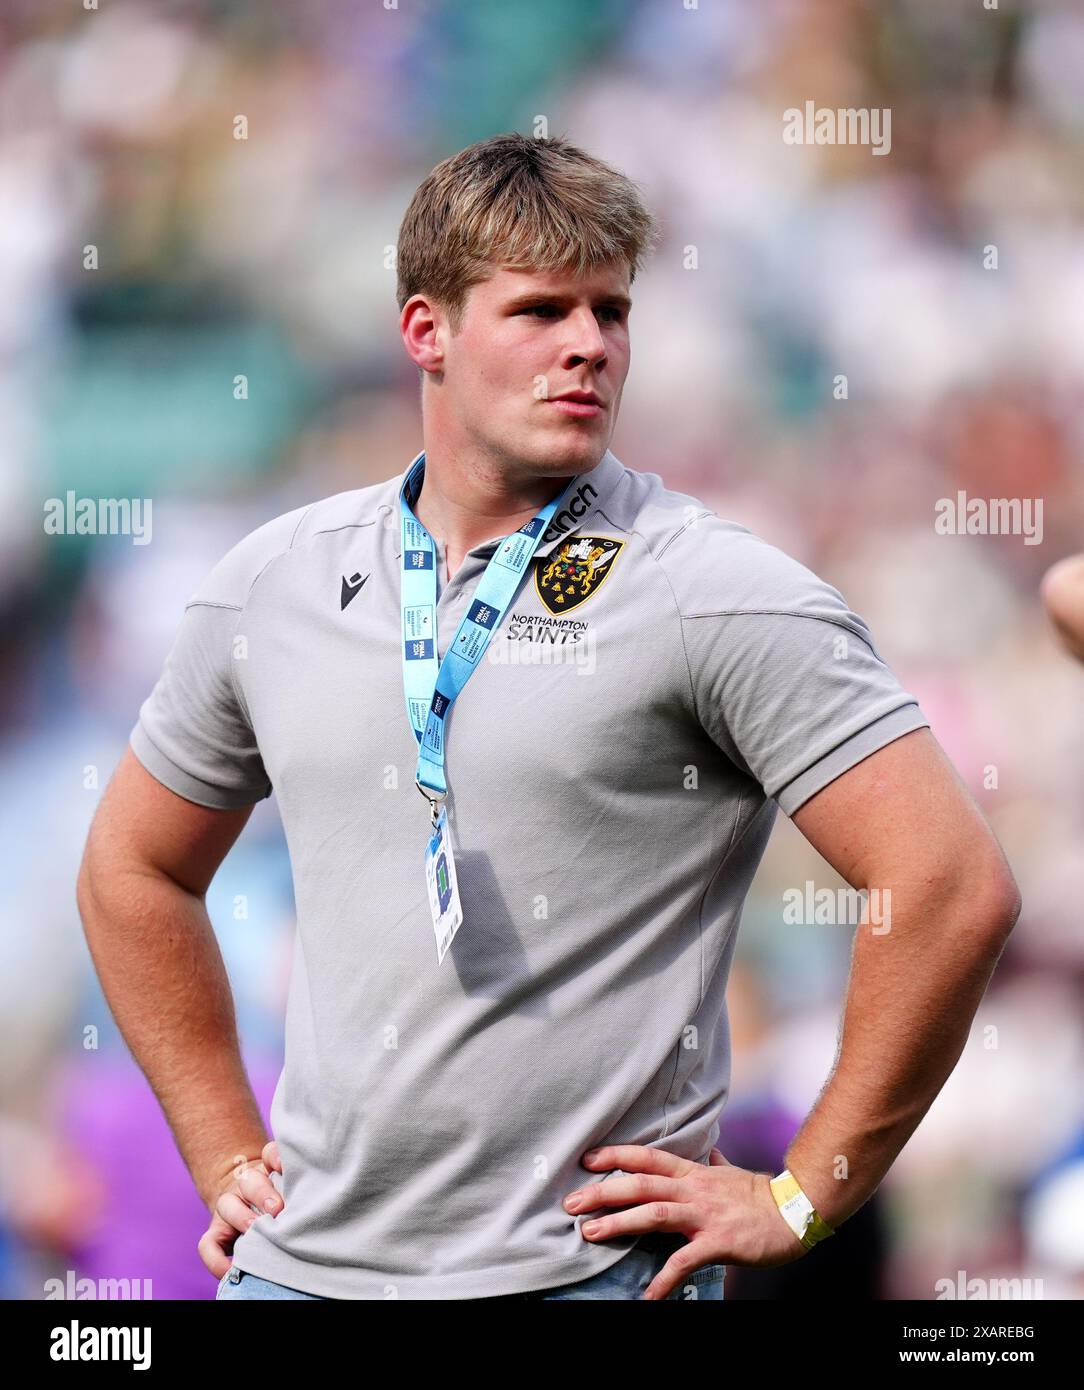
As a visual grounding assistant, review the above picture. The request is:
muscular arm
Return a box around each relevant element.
[782,727,1021,1229]
[75,747,270,1211]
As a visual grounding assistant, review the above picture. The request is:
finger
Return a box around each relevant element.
[566,1173,680,1213]
[216,1189,263,1235]
[582,1145,693,1180]
[708,1146,729,1166]
[198,1233,230,1280]
[198,1216,239,1278]
[643,1245,720,1302]
[578,1199,688,1244]
[237,1164,283,1215]
[262,1140,282,1174]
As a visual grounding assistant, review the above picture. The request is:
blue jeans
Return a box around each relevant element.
[216,1233,725,1301]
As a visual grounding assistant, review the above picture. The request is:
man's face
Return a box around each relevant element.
[431,261,632,479]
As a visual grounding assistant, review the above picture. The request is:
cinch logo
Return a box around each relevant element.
[542,480,598,544]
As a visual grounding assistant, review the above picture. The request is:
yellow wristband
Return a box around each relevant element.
[769,1169,835,1250]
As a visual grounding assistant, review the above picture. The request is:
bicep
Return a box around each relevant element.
[789,728,1020,920]
[81,746,255,899]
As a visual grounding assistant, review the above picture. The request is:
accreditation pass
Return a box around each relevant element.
[425,803,463,964]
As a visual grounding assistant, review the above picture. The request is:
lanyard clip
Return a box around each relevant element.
[415,779,445,828]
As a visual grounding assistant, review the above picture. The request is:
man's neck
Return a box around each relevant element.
[412,445,577,581]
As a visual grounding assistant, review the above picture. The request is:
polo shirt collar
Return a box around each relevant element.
[392,448,625,562]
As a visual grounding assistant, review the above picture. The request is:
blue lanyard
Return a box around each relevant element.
[399,451,564,807]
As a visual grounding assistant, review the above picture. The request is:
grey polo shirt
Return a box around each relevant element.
[129,447,929,1299]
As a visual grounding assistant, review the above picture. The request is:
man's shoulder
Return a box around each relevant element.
[189,475,398,609]
[611,466,846,620]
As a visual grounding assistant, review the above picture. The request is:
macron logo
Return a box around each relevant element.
[340,572,370,610]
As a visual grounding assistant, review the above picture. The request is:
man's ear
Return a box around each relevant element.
[400,292,444,376]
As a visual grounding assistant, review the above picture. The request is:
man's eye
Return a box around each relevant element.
[517,304,625,321]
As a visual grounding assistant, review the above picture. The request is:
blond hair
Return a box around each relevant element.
[396,132,659,333]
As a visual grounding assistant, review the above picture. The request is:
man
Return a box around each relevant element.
[77,132,1021,1302]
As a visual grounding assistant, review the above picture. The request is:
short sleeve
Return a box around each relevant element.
[130,599,272,810]
[127,500,318,808]
[673,527,929,816]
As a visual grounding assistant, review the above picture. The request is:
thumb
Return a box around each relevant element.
[708,1146,729,1166]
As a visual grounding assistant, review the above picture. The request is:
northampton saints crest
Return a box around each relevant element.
[535,535,624,615]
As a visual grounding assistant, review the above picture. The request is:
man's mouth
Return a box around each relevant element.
[548,396,604,418]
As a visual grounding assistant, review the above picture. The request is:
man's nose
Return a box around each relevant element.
[562,309,608,367]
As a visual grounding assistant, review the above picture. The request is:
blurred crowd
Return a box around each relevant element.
[2,0,1083,1300]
